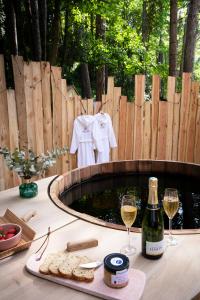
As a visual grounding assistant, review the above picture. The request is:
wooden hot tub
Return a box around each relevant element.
[48,160,200,234]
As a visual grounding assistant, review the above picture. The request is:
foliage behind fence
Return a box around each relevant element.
[0,55,200,191]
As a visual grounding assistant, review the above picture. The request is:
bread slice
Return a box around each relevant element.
[40,252,95,283]
[58,254,81,279]
[39,253,58,275]
[72,256,94,282]
[48,252,69,276]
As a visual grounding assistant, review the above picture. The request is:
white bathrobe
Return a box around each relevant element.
[70,115,102,168]
[95,113,117,163]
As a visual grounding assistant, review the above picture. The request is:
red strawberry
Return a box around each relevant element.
[5,233,15,240]
[8,228,16,234]
[0,226,3,231]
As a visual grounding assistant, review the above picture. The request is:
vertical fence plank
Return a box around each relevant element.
[157,101,168,160]
[125,102,134,160]
[172,93,181,161]
[133,75,145,159]
[51,66,62,173]
[41,62,53,153]
[94,101,101,114]
[118,96,127,160]
[32,62,44,155]
[87,99,93,115]
[178,73,191,161]
[81,99,87,114]
[7,89,20,186]
[0,55,12,190]
[73,96,81,117]
[106,77,114,119]
[143,101,151,159]
[111,87,121,160]
[151,75,160,159]
[67,98,75,169]
[12,56,28,149]
[194,97,200,163]
[74,96,79,117]
[71,96,81,168]
[7,90,19,150]
[24,62,36,152]
[77,97,82,116]
[186,82,199,162]
[61,79,69,173]
[166,76,176,160]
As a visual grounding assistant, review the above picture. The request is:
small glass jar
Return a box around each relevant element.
[104,253,129,288]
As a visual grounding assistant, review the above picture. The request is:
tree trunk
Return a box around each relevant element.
[62,6,71,67]
[169,0,177,76]
[38,0,47,61]
[179,14,187,77]
[13,0,24,56]
[48,0,61,65]
[3,0,18,55]
[183,0,200,72]
[142,0,148,45]
[80,63,92,99]
[96,65,105,102]
[29,0,42,61]
[96,14,105,101]
[157,37,165,99]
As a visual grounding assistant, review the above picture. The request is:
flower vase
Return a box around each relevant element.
[19,179,38,198]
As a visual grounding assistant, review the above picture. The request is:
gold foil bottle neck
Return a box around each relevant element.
[148,177,158,205]
[149,177,158,189]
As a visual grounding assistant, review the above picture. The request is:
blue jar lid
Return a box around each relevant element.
[104,253,129,272]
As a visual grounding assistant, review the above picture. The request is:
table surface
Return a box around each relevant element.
[0,176,200,300]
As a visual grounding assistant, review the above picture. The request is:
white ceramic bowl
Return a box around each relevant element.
[0,223,22,251]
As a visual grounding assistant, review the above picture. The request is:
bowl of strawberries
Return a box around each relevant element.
[0,223,22,251]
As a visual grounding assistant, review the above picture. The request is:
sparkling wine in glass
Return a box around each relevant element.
[120,194,137,256]
[163,188,179,246]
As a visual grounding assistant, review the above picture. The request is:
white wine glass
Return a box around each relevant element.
[120,194,137,255]
[163,188,179,246]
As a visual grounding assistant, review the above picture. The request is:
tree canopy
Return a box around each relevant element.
[0,0,200,100]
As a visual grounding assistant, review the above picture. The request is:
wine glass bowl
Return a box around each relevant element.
[120,194,137,256]
[163,188,179,246]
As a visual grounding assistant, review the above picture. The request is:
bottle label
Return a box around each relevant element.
[146,240,164,255]
[111,269,128,285]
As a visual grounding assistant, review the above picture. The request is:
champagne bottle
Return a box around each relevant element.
[142,177,164,259]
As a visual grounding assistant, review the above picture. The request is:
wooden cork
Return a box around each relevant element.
[66,238,98,252]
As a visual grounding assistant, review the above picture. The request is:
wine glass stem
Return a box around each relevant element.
[169,218,172,240]
[127,227,131,248]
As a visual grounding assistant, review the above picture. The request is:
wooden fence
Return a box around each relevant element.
[0,55,200,191]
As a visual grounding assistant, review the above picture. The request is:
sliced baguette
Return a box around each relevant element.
[39,253,58,275]
[58,254,81,279]
[48,252,69,276]
[72,256,94,282]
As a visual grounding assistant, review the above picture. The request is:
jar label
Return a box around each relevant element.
[146,240,164,255]
[111,269,128,285]
[110,257,123,266]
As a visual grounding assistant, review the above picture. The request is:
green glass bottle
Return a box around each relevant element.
[142,177,164,259]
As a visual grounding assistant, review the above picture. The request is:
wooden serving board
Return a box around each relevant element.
[26,254,146,300]
[0,209,36,259]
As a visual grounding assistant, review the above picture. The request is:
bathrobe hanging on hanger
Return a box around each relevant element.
[70,115,102,168]
[95,112,117,163]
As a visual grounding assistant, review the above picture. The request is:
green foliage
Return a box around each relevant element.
[0,147,68,179]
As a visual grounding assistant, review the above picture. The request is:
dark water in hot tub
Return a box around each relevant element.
[59,173,200,229]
